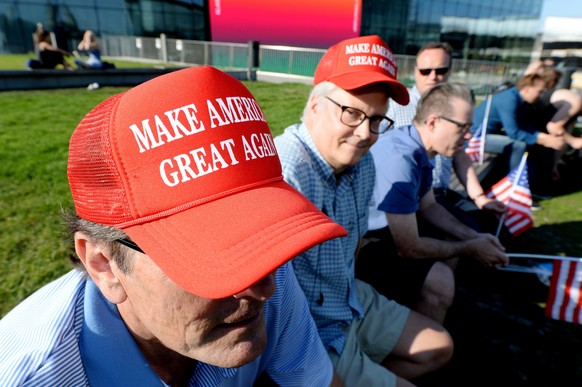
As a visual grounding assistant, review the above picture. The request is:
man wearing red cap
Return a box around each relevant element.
[275,35,453,386]
[0,67,345,386]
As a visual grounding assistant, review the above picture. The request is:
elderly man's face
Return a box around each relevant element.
[308,87,389,174]
[112,250,276,369]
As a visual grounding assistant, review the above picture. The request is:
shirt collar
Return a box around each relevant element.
[408,124,432,169]
[410,84,422,101]
[80,279,237,386]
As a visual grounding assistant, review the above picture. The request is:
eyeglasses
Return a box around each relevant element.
[325,97,395,134]
[438,115,473,132]
[116,238,145,254]
[417,67,450,76]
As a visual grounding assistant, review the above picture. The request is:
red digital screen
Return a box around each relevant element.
[209,0,362,48]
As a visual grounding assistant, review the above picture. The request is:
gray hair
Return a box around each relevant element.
[301,81,339,122]
[63,210,134,274]
[414,83,473,124]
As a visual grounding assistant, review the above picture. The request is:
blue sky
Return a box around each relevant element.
[540,0,582,29]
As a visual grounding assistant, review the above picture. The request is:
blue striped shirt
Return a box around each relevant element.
[275,123,373,355]
[387,85,452,189]
[0,264,332,386]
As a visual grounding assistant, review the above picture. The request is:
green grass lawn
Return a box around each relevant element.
[1,81,582,318]
[0,81,312,317]
[1,53,173,70]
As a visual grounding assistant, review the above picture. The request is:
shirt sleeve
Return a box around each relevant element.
[495,90,539,145]
[263,263,333,386]
[375,151,420,214]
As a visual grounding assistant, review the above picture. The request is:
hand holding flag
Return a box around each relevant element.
[497,253,582,325]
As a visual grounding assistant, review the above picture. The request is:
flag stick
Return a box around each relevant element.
[495,213,506,238]
[497,264,552,275]
[508,253,582,263]
[479,95,492,166]
[494,152,529,237]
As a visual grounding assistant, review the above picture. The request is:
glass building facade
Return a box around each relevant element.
[361,0,543,63]
[1,0,543,64]
[0,0,207,53]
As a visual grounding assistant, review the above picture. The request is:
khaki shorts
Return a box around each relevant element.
[328,279,410,387]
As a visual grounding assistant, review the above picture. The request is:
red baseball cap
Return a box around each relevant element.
[68,66,346,299]
[314,35,409,105]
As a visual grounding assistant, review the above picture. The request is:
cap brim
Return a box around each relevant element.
[329,73,410,105]
[124,180,346,299]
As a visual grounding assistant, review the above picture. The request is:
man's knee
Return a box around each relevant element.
[421,261,455,308]
[394,310,454,371]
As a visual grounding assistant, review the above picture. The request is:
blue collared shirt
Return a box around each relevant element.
[0,264,332,386]
[368,125,434,230]
[275,123,373,355]
[387,85,452,189]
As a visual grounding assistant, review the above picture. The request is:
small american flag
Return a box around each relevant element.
[546,260,582,324]
[465,122,483,162]
[486,154,533,236]
[466,96,491,165]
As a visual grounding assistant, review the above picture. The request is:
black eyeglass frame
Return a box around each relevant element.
[417,67,450,76]
[116,238,145,254]
[438,115,473,132]
[324,96,395,134]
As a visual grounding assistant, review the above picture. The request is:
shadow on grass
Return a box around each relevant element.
[503,221,582,258]
[552,151,582,198]
[415,258,582,386]
[412,152,582,386]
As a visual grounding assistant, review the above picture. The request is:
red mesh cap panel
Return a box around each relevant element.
[67,93,134,225]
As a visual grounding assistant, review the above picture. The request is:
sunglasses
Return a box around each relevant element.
[417,67,450,76]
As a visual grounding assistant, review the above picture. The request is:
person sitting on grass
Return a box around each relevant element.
[357,83,509,325]
[275,34,454,387]
[27,29,74,70]
[74,30,107,70]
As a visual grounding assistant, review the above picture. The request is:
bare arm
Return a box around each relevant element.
[547,89,582,135]
[38,41,72,56]
[388,190,508,266]
[417,189,479,241]
[536,131,567,150]
[452,151,505,214]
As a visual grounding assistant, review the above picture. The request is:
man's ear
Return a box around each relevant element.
[425,113,439,133]
[75,232,127,304]
[308,94,320,114]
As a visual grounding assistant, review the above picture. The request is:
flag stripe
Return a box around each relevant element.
[465,123,483,162]
[546,260,582,324]
[485,159,533,236]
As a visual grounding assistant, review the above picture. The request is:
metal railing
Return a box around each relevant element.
[101,34,525,95]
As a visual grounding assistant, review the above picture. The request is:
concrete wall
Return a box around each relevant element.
[0,68,252,91]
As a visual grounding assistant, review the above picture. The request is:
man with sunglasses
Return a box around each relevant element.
[0,67,347,386]
[357,83,509,325]
[275,35,453,387]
